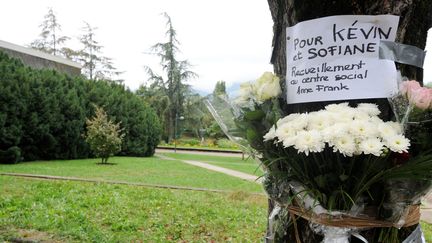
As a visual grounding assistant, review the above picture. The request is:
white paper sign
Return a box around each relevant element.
[286,15,400,104]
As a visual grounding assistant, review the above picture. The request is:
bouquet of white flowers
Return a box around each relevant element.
[206,72,432,243]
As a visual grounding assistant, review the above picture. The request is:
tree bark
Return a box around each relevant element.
[266,1,432,242]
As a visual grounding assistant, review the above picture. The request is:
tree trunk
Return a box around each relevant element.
[168,108,175,142]
[266,0,432,242]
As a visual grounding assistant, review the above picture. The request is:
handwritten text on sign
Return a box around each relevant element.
[286,15,399,104]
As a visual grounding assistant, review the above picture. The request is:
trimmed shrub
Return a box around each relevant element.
[0,146,21,164]
[0,51,161,161]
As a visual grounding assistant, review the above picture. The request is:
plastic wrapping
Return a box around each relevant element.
[262,174,292,205]
[266,204,291,242]
[382,179,432,228]
[263,177,428,242]
[266,204,281,241]
[264,176,366,219]
[310,223,356,243]
[204,94,243,144]
[402,224,426,243]
[387,72,412,128]
[385,76,432,229]
[288,180,331,216]
[379,40,426,68]
[309,222,425,243]
[204,94,257,156]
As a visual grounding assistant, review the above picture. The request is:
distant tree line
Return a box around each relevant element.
[0,52,161,163]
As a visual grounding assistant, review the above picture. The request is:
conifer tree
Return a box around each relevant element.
[77,22,122,81]
[144,13,197,141]
[30,8,70,56]
[213,81,227,96]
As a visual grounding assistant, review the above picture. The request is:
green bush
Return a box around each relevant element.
[0,146,21,164]
[206,122,225,139]
[85,106,124,164]
[216,138,239,149]
[0,51,161,161]
[178,138,201,146]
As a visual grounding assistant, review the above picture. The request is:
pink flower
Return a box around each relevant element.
[410,87,432,110]
[399,80,421,99]
[399,80,432,110]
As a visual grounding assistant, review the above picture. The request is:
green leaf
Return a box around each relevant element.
[246,129,259,143]
[244,110,265,121]
[339,174,349,182]
[314,175,326,188]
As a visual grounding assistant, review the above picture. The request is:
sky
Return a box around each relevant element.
[1,1,431,94]
[1,0,274,94]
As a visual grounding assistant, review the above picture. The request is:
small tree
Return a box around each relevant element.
[85,106,123,164]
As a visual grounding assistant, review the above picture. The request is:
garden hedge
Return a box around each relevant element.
[0,51,161,162]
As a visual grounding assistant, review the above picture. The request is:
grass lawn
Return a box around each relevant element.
[422,222,432,241]
[0,156,263,193]
[161,153,265,176]
[1,176,431,242]
[0,176,267,242]
[1,154,431,242]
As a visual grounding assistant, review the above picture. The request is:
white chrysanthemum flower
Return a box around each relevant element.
[282,136,297,148]
[266,102,405,157]
[353,110,371,121]
[325,103,350,112]
[275,123,297,144]
[332,107,356,123]
[385,135,410,153]
[378,122,399,138]
[321,123,349,143]
[368,116,384,124]
[263,125,277,142]
[307,111,333,131]
[277,113,300,126]
[332,135,357,157]
[287,114,309,131]
[357,103,381,116]
[294,130,324,156]
[387,121,403,134]
[359,138,384,156]
[349,120,378,138]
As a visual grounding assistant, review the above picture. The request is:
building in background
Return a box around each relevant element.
[0,40,81,76]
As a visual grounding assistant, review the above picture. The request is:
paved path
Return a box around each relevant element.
[156,154,262,184]
[421,193,432,223]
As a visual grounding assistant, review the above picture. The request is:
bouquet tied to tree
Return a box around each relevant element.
[206,72,432,242]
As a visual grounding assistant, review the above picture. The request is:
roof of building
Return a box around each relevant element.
[0,39,81,69]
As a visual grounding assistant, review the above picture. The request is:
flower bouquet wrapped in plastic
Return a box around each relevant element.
[384,80,432,232]
[206,72,432,242]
